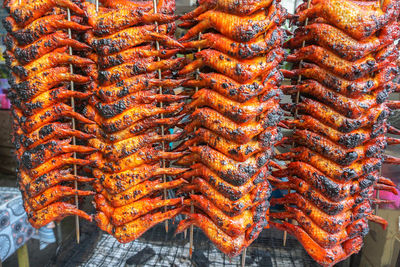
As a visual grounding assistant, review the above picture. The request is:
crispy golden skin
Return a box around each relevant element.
[25,202,92,229]
[182,107,282,144]
[177,127,280,162]
[93,164,187,194]
[282,81,395,119]
[3,14,91,45]
[180,4,285,42]
[181,88,280,123]
[99,0,175,14]
[281,115,387,149]
[83,2,177,36]
[181,0,273,18]
[294,0,399,40]
[283,98,388,133]
[18,169,94,198]
[183,69,282,103]
[285,22,400,61]
[180,48,284,83]
[276,147,382,182]
[282,63,399,98]
[95,194,182,226]
[182,27,283,59]
[4,0,85,26]
[85,23,180,56]
[270,221,363,267]
[96,208,182,243]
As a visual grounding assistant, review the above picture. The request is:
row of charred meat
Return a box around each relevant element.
[3,0,400,266]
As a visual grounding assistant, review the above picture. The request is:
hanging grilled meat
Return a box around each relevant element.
[175,0,286,257]
[3,0,96,228]
[272,0,400,266]
[82,0,186,243]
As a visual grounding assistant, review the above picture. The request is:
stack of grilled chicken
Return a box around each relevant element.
[270,0,400,266]
[3,0,97,228]
[81,0,187,243]
[175,0,286,257]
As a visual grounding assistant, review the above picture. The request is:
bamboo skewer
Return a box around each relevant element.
[283,0,311,247]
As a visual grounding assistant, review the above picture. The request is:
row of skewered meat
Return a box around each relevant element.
[3,0,97,228]
[174,0,286,257]
[79,0,188,242]
[3,0,400,266]
[270,0,400,266]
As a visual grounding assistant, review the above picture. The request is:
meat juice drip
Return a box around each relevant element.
[271,0,400,266]
[174,0,287,257]
[81,0,187,243]
[3,0,96,229]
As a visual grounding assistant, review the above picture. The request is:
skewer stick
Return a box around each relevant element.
[241,248,247,267]
[66,7,80,244]
[152,0,169,233]
[283,0,311,247]
[189,32,202,259]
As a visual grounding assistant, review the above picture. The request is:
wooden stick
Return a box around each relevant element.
[152,0,170,234]
[66,7,80,245]
[282,0,312,247]
[17,244,29,267]
[241,248,247,267]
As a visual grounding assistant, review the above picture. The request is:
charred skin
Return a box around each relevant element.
[89,149,186,173]
[180,163,268,201]
[98,57,184,86]
[276,147,382,182]
[98,45,179,69]
[5,32,90,65]
[4,0,85,26]
[283,63,399,98]
[83,2,177,36]
[6,48,94,81]
[182,88,280,123]
[13,103,94,134]
[95,208,182,244]
[282,81,394,119]
[281,115,388,149]
[89,132,180,161]
[94,194,182,226]
[288,129,387,165]
[285,22,400,61]
[179,178,271,216]
[180,0,274,18]
[177,127,281,162]
[93,164,187,194]
[180,48,284,83]
[85,23,180,56]
[84,103,183,133]
[99,0,175,14]
[23,185,94,211]
[25,202,92,229]
[176,213,266,257]
[3,14,90,46]
[183,107,282,144]
[183,69,282,103]
[180,4,286,42]
[270,221,362,267]
[95,176,185,208]
[18,139,96,169]
[14,122,93,150]
[18,169,94,198]
[177,146,271,186]
[286,45,394,81]
[83,116,182,143]
[182,26,283,59]
[183,194,268,237]
[284,98,389,133]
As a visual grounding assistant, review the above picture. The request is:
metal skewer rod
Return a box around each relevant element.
[67,7,80,244]
[283,0,311,247]
[152,0,169,233]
